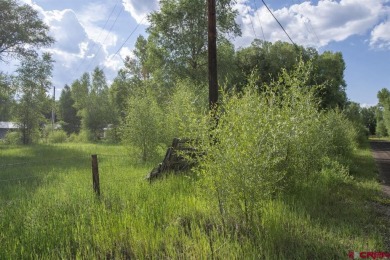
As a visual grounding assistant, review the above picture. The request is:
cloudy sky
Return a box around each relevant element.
[3,0,390,106]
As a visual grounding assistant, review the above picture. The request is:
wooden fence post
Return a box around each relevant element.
[91,154,100,197]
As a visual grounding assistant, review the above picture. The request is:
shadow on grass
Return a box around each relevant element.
[0,144,91,202]
[280,144,386,255]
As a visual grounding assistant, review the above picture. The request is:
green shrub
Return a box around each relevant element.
[191,63,358,227]
[318,110,357,163]
[376,119,387,137]
[122,88,164,162]
[47,130,68,144]
[65,130,92,143]
[103,125,121,143]
[2,131,22,145]
[164,81,207,141]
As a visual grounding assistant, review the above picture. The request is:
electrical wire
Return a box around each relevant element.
[85,6,125,72]
[247,10,258,39]
[110,16,146,61]
[253,0,266,41]
[261,0,297,47]
[74,0,122,76]
[289,0,321,48]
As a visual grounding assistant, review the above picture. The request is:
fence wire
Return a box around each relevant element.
[0,154,138,183]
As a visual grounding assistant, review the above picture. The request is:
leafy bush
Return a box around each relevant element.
[67,130,92,143]
[2,131,22,145]
[196,86,320,224]
[47,130,68,143]
[318,110,357,163]
[103,125,121,144]
[122,88,164,162]
[164,81,207,140]
[376,120,387,137]
[191,63,358,227]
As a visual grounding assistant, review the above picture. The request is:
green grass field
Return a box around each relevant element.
[0,143,387,259]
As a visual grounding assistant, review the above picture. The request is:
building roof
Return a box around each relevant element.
[0,122,19,129]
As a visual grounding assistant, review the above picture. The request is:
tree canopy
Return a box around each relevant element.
[0,0,54,61]
[14,52,54,144]
[147,0,241,84]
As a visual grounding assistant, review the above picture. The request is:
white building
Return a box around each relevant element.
[0,122,19,139]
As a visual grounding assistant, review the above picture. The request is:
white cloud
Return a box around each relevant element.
[103,47,133,72]
[370,19,390,49]
[234,0,386,49]
[119,47,133,60]
[12,0,390,94]
[76,3,118,47]
[19,1,124,88]
[44,9,87,54]
[122,0,158,25]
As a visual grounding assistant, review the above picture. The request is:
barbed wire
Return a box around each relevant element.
[0,175,42,182]
[0,156,89,168]
[0,152,147,184]
[0,153,132,168]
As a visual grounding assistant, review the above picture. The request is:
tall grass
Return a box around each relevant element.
[0,142,386,259]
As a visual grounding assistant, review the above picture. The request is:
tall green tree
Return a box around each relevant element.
[376,106,387,137]
[234,40,347,109]
[71,73,90,113]
[361,106,376,135]
[14,52,54,144]
[71,67,115,141]
[84,67,113,140]
[0,73,15,121]
[0,0,54,61]
[110,36,155,122]
[312,51,347,109]
[58,85,80,134]
[377,88,390,136]
[147,0,241,84]
[235,40,316,89]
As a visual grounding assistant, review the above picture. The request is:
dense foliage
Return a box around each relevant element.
[58,85,80,135]
[376,88,390,137]
[0,0,54,61]
[0,0,387,257]
[14,53,54,144]
[142,62,359,227]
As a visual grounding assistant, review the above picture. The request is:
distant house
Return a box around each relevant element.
[103,124,113,139]
[0,122,19,139]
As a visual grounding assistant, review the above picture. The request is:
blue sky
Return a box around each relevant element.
[2,0,390,107]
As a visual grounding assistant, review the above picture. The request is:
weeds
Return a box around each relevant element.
[0,142,385,259]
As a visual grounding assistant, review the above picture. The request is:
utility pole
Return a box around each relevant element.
[208,0,218,110]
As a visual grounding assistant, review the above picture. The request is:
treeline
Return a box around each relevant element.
[0,0,376,148]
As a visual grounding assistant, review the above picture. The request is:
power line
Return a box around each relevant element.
[289,0,321,48]
[74,0,122,77]
[261,0,297,47]
[85,6,124,72]
[253,0,266,41]
[111,16,146,60]
[307,19,321,47]
[248,12,258,39]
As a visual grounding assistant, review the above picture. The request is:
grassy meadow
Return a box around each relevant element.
[0,142,388,259]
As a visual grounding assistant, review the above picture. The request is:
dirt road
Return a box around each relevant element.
[370,140,390,197]
[370,140,390,249]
